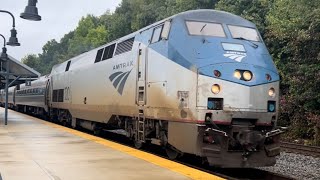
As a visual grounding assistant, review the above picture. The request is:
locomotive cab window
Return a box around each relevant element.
[186,21,226,37]
[151,25,163,43]
[228,25,260,42]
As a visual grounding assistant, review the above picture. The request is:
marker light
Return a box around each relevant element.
[268,103,275,112]
[243,71,252,81]
[266,74,272,81]
[211,84,220,94]
[213,70,221,77]
[268,88,275,97]
[234,70,241,79]
[268,101,276,112]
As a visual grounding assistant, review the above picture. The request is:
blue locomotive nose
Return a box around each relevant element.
[191,40,279,83]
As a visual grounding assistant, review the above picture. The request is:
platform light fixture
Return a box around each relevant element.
[0,10,21,46]
[0,34,8,60]
[1,47,8,60]
[20,0,41,21]
[7,28,20,46]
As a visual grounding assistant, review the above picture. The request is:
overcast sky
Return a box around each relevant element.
[0,0,122,61]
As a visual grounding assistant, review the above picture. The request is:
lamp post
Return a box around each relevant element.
[0,10,21,46]
[0,9,21,125]
[0,34,9,125]
[0,1,41,125]
[20,0,41,21]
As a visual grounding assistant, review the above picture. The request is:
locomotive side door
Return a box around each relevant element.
[45,79,51,111]
[136,44,147,105]
[44,80,50,111]
[63,71,71,106]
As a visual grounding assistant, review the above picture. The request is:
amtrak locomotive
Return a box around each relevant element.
[1,10,283,167]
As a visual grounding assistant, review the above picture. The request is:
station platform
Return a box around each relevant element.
[0,108,224,180]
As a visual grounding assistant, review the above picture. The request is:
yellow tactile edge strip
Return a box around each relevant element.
[36,119,225,180]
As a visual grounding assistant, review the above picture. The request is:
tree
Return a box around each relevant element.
[267,0,320,145]
[21,54,41,72]
[216,0,273,36]
[67,15,106,58]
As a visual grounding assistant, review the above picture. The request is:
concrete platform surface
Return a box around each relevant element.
[0,108,223,180]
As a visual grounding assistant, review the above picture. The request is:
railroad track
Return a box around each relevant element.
[280,141,320,158]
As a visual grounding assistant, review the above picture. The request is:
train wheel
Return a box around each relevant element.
[93,128,102,136]
[62,121,67,127]
[134,140,143,149]
[165,146,180,160]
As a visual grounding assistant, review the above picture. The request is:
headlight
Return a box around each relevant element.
[268,88,276,97]
[211,84,220,94]
[234,70,241,79]
[243,71,252,81]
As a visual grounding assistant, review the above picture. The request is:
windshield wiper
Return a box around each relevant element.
[200,24,207,32]
[234,37,258,49]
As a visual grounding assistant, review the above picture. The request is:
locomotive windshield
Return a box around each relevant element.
[228,25,260,42]
[186,21,226,37]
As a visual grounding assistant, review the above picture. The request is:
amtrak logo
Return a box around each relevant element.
[223,51,247,62]
[109,69,132,95]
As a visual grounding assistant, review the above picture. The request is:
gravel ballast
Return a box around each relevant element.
[259,152,320,180]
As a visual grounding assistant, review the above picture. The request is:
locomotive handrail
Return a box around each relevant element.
[266,129,284,137]
[205,128,228,137]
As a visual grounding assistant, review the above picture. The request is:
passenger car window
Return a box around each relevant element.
[228,25,260,42]
[186,21,226,37]
[151,25,163,43]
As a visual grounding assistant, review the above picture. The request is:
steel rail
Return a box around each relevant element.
[280,141,320,158]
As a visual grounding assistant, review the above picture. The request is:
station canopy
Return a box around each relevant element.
[0,55,40,89]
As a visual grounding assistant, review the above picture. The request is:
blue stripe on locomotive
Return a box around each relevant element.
[136,10,279,87]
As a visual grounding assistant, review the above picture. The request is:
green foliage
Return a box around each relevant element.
[21,54,41,72]
[22,0,320,145]
[23,15,107,74]
[216,0,273,35]
[266,0,320,145]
